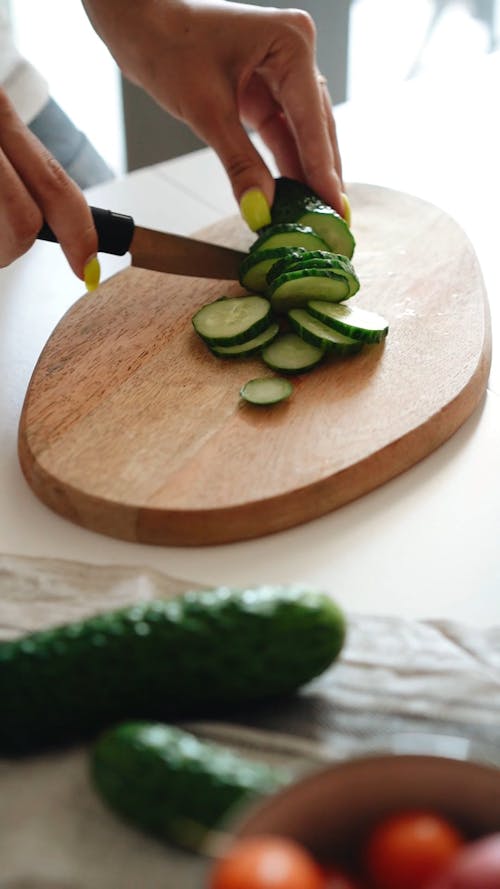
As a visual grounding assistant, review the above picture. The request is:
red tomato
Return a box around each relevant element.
[209,835,327,889]
[363,810,464,889]
[321,863,364,889]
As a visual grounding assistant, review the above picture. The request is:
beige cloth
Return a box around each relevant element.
[0,554,499,888]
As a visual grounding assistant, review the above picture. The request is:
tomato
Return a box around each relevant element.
[321,863,364,889]
[363,810,465,889]
[209,835,327,889]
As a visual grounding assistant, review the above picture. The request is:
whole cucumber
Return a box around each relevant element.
[0,585,346,754]
[92,721,288,850]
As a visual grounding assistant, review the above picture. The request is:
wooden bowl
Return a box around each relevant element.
[233,735,500,865]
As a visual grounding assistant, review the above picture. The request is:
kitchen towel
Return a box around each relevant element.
[0,553,499,889]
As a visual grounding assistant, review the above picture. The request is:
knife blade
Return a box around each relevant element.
[38,206,246,280]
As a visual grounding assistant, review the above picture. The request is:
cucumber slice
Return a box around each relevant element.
[297,208,355,259]
[262,332,325,374]
[267,251,360,297]
[289,308,363,355]
[210,322,279,358]
[250,223,330,254]
[240,377,293,405]
[192,295,271,346]
[239,247,304,293]
[269,269,351,313]
[270,177,355,259]
[308,301,389,344]
[283,260,360,297]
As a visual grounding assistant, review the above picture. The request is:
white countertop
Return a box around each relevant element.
[1,52,499,627]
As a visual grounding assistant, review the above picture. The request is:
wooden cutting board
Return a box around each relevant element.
[18,184,491,546]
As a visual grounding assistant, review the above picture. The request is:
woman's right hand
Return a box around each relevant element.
[0,88,98,281]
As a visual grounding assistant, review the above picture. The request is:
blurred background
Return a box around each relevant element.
[6,0,500,177]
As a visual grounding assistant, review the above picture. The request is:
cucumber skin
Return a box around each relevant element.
[0,586,346,754]
[267,251,357,287]
[92,721,287,849]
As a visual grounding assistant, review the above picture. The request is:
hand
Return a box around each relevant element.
[82,0,345,224]
[0,88,98,279]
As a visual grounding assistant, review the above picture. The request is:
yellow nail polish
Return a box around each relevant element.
[84,256,101,292]
[239,188,271,232]
[342,192,352,228]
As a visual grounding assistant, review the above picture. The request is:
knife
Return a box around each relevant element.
[38,206,246,280]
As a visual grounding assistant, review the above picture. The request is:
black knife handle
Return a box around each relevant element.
[37,206,135,256]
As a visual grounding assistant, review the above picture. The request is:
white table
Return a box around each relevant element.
[1,52,499,627]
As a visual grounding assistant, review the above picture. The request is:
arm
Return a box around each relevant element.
[81,0,345,228]
[0,89,98,281]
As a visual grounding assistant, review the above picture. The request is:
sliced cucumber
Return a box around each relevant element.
[296,208,355,259]
[192,295,271,346]
[240,377,293,405]
[262,332,325,374]
[267,251,359,297]
[308,301,389,344]
[288,308,363,355]
[269,269,351,314]
[250,223,330,254]
[270,177,355,259]
[210,322,279,358]
[239,247,303,293]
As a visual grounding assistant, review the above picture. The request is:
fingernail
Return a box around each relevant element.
[342,192,352,227]
[239,188,271,232]
[84,255,101,292]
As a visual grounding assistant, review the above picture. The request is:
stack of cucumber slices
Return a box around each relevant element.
[191,177,388,406]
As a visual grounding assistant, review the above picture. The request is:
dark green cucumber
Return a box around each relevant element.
[269,269,351,313]
[250,223,330,254]
[240,376,293,405]
[269,177,355,259]
[0,586,346,754]
[192,295,271,346]
[92,721,288,850]
[308,301,389,344]
[210,322,279,358]
[267,251,360,297]
[288,308,363,356]
[262,333,325,374]
[238,247,304,293]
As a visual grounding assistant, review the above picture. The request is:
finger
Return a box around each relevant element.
[318,75,344,188]
[240,73,303,181]
[0,147,43,267]
[0,91,97,278]
[253,8,344,215]
[257,109,303,181]
[187,75,276,230]
[279,66,344,216]
[242,69,345,218]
